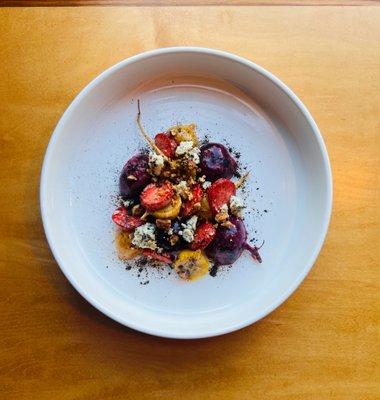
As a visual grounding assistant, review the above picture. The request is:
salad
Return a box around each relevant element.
[112,102,262,281]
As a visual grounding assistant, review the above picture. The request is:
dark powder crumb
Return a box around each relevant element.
[200,135,210,146]
[209,265,219,277]
[264,209,268,213]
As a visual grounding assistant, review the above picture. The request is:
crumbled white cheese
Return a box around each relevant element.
[215,203,229,223]
[148,151,165,175]
[148,151,164,166]
[230,195,245,217]
[181,215,198,243]
[202,181,211,189]
[198,175,206,183]
[175,140,194,156]
[187,147,200,164]
[132,223,157,250]
[220,203,229,214]
[175,180,189,198]
[168,228,173,235]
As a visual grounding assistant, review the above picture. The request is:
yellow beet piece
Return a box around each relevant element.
[173,249,210,281]
[170,124,199,146]
[152,195,182,219]
[198,194,212,221]
[115,230,140,260]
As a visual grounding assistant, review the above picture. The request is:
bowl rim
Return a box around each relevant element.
[40,47,333,339]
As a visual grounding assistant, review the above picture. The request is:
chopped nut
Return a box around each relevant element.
[152,165,163,176]
[132,204,144,216]
[127,175,137,181]
[155,219,171,230]
[193,202,201,212]
[215,211,229,223]
[221,221,234,228]
[175,180,191,200]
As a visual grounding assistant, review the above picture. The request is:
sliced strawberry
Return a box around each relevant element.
[142,249,173,264]
[112,208,144,231]
[140,182,174,212]
[155,133,178,158]
[181,184,203,217]
[190,222,216,250]
[207,178,236,214]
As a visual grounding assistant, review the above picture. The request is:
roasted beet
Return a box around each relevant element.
[111,207,144,231]
[207,178,236,214]
[156,230,182,252]
[140,182,174,212]
[154,133,178,158]
[119,154,151,198]
[142,249,173,264]
[190,222,216,250]
[206,216,247,265]
[181,184,203,217]
[200,143,237,181]
[206,216,262,265]
[156,220,185,251]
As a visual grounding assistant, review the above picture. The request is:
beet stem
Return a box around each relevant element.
[136,100,168,160]
[244,242,263,263]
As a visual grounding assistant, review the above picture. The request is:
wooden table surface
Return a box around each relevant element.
[0,3,379,399]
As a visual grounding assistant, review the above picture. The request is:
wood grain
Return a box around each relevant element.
[0,5,379,400]
[0,0,378,7]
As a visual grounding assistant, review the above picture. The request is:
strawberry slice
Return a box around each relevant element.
[140,182,174,212]
[142,249,173,264]
[207,178,236,214]
[155,133,178,158]
[190,222,216,250]
[112,208,144,231]
[181,184,203,217]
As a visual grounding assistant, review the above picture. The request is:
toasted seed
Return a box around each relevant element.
[131,204,144,216]
[193,202,201,212]
[215,211,229,223]
[221,221,234,228]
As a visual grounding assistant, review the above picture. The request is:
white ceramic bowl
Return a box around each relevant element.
[40,47,332,338]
